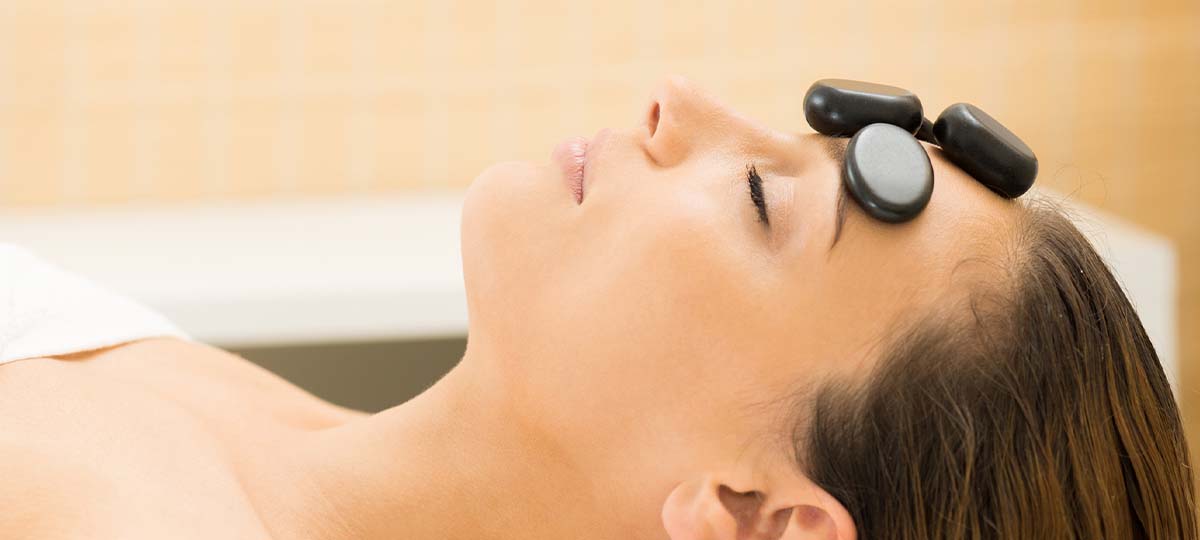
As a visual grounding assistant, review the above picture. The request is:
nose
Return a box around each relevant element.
[643,76,736,167]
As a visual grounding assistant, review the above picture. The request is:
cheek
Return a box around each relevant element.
[554,186,770,376]
[608,190,739,293]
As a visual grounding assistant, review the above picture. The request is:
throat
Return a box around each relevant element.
[249,355,636,540]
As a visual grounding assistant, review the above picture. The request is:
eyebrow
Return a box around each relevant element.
[821,137,852,251]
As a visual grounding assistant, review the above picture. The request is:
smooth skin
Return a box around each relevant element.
[0,76,1018,539]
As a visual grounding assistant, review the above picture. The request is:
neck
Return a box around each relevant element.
[262,349,650,540]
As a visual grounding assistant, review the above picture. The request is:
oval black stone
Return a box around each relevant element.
[933,103,1038,198]
[804,79,924,137]
[843,123,934,223]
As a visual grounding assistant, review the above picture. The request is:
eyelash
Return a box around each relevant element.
[746,164,769,226]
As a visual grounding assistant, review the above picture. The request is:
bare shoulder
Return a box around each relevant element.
[0,359,131,536]
[1,338,364,426]
[0,357,166,536]
[0,428,118,538]
[0,339,360,537]
[0,432,267,538]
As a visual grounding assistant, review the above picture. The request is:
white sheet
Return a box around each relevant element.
[0,244,187,365]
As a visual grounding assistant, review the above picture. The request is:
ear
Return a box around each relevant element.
[661,474,855,540]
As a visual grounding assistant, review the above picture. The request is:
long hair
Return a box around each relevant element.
[803,202,1197,538]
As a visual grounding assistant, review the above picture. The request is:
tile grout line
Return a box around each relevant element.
[491,1,516,164]
[0,2,9,204]
[132,0,162,201]
[205,4,233,197]
[347,5,379,192]
[60,1,88,204]
[421,2,450,188]
[274,4,304,193]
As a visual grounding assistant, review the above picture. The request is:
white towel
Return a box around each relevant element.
[0,244,187,365]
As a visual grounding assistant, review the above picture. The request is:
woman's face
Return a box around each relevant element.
[460,76,1017,484]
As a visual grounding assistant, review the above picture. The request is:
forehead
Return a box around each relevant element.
[814,133,1018,241]
[842,138,1017,267]
[778,133,1021,372]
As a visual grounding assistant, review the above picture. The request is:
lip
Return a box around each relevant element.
[552,128,610,204]
[552,136,589,204]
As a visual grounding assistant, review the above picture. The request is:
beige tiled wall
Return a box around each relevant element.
[2,0,1199,490]
[4,1,1190,211]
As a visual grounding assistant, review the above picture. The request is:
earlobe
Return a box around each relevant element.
[778,489,856,540]
[779,504,851,540]
[661,474,856,540]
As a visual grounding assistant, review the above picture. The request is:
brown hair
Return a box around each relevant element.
[803,202,1197,538]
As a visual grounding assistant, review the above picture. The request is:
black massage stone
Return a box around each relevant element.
[804,79,924,137]
[933,103,1038,198]
[843,123,934,223]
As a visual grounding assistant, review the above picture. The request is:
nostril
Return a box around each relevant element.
[647,101,660,137]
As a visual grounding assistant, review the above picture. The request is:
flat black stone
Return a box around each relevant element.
[804,79,924,137]
[843,123,934,223]
[933,103,1038,198]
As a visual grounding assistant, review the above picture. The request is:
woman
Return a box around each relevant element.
[1,76,1194,539]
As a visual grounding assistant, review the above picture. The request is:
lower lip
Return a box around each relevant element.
[552,136,589,204]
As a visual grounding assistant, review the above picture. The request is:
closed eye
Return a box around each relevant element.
[746,164,769,226]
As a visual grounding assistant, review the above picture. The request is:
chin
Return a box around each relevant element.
[460,160,547,335]
[461,160,543,255]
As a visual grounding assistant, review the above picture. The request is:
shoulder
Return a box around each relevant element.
[0,358,120,535]
[0,352,268,538]
[0,427,115,538]
[0,354,210,536]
